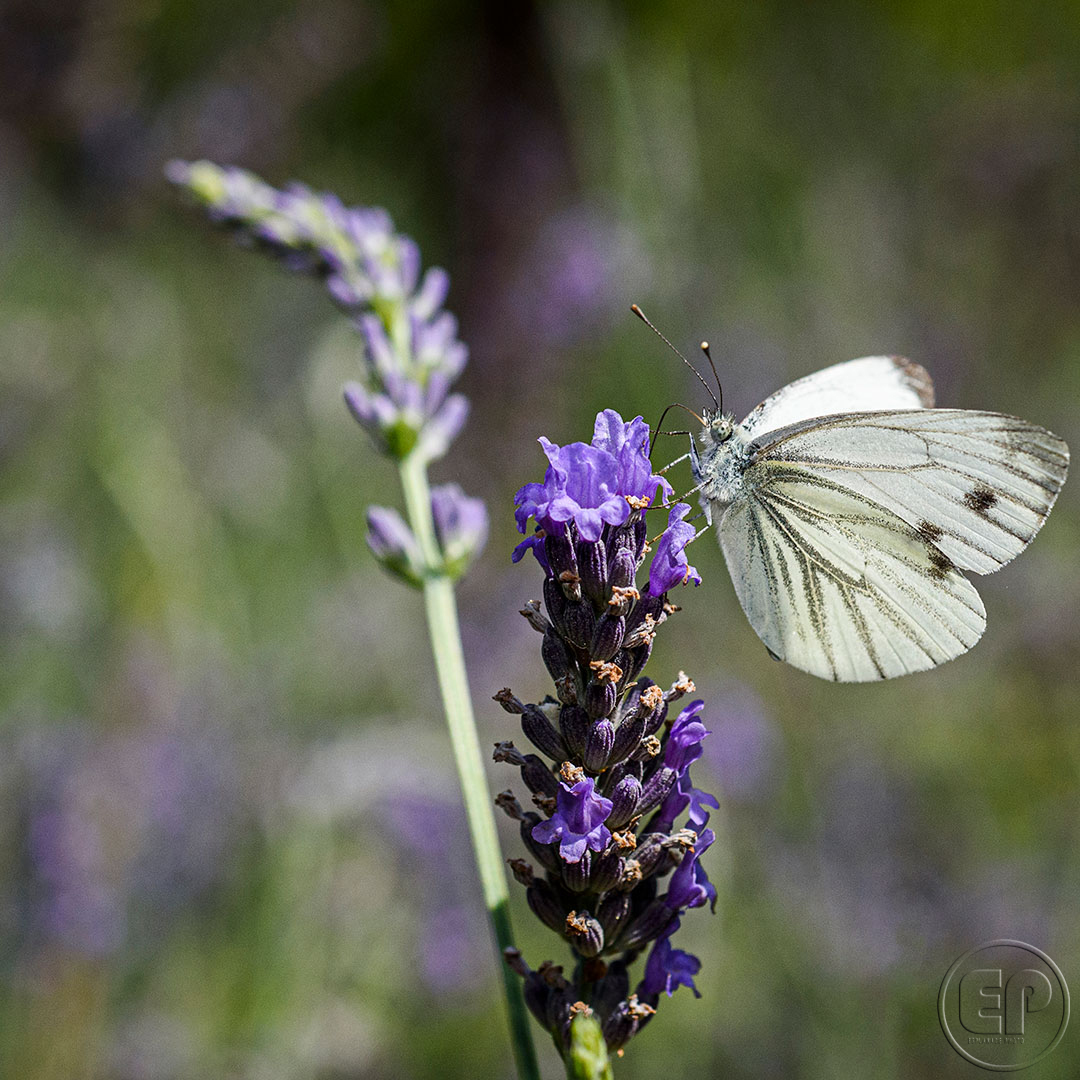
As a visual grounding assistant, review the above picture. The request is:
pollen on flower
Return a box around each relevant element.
[641,684,664,710]
[568,1000,593,1018]
[609,585,640,608]
[559,762,586,785]
[612,830,638,850]
[566,911,589,933]
[626,494,651,510]
[589,660,623,684]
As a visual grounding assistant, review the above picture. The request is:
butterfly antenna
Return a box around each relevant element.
[631,303,719,409]
[700,341,723,414]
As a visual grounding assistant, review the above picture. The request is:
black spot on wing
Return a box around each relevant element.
[916,519,944,544]
[927,546,955,581]
[963,485,998,516]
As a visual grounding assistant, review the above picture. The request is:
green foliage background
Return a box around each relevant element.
[1,2,1078,1077]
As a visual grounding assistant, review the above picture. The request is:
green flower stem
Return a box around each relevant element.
[398,451,542,1080]
[566,1014,614,1080]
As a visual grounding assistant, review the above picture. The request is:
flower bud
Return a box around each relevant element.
[619,899,677,950]
[527,880,568,933]
[585,678,617,720]
[590,614,626,662]
[596,891,632,943]
[521,705,568,761]
[559,705,590,758]
[605,775,642,829]
[541,627,574,683]
[365,506,424,586]
[565,911,604,958]
[583,719,615,772]
[577,537,608,604]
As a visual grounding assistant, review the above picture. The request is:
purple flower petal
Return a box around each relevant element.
[647,503,701,596]
[530,777,613,864]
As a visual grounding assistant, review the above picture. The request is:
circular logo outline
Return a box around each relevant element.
[938,938,1070,1072]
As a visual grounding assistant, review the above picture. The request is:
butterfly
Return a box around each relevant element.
[687,355,1069,682]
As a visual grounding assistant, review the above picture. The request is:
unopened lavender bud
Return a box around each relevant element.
[589,847,625,893]
[522,972,553,1028]
[558,705,591,758]
[620,638,653,685]
[565,911,604,958]
[609,711,647,766]
[561,850,592,893]
[577,538,608,604]
[541,628,574,683]
[583,719,615,772]
[508,858,535,886]
[591,959,630,1015]
[520,755,559,798]
[585,678,617,720]
[544,531,579,580]
[562,598,595,650]
[637,766,677,814]
[430,482,487,578]
[596,891,633,942]
[606,775,642,829]
[620,899,678,950]
[521,705,568,761]
[608,548,637,591]
[365,506,424,585]
[520,600,549,633]
[543,575,569,638]
[603,995,656,1053]
[494,688,526,714]
[527,880,568,933]
[590,614,626,662]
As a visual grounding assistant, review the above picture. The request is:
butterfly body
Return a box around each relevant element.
[689,356,1068,682]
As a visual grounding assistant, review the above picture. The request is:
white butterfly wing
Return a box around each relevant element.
[741,355,934,439]
[753,410,1070,574]
[719,468,987,681]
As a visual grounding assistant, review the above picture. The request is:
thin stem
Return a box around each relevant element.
[399,451,542,1080]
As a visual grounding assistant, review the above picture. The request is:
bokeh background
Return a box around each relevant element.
[2,2,1079,1078]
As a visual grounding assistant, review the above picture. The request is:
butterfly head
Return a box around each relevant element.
[699,410,735,448]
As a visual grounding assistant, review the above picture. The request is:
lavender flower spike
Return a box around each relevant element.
[498,408,717,1062]
[169,159,471,466]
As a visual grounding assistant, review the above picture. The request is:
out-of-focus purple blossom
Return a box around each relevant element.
[366,506,424,586]
[19,718,239,957]
[169,159,472,465]
[647,503,701,597]
[531,777,613,863]
[702,684,780,803]
[640,920,702,999]
[431,484,488,579]
[367,486,488,585]
[665,828,717,913]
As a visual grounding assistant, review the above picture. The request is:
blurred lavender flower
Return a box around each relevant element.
[170,160,487,586]
[168,159,472,466]
[497,409,716,1057]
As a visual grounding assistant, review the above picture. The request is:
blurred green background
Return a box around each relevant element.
[2,2,1079,1077]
